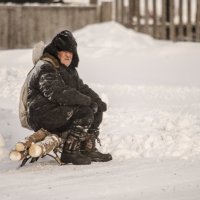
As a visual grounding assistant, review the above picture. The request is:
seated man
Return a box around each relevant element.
[26,30,112,165]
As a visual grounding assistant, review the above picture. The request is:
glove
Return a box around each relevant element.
[90,101,98,113]
[96,99,107,112]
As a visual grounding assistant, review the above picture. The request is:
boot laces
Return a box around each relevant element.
[88,129,102,147]
[96,137,101,146]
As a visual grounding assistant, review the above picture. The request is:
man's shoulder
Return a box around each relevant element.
[29,59,57,79]
[39,53,60,70]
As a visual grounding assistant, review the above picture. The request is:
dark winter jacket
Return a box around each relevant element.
[26,30,106,131]
[27,53,100,129]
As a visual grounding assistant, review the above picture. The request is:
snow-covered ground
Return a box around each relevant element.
[0,22,200,199]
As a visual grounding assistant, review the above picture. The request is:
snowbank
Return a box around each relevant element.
[94,85,200,160]
[74,22,156,51]
[75,22,200,86]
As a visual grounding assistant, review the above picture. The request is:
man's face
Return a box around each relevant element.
[58,51,73,67]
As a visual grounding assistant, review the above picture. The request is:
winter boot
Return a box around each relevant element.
[61,126,91,165]
[82,129,112,162]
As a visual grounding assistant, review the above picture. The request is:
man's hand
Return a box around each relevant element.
[96,99,107,112]
[90,102,98,113]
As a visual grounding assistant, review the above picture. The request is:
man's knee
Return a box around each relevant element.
[72,106,94,127]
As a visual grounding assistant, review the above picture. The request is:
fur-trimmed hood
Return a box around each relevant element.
[43,30,79,68]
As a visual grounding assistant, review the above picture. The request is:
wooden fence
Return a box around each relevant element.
[1,0,199,49]
[0,2,112,49]
[115,0,200,42]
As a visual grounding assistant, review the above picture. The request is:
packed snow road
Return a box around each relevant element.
[0,158,200,200]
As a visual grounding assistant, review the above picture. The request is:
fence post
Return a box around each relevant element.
[153,0,157,39]
[187,0,192,41]
[135,0,140,31]
[115,0,124,24]
[128,0,140,29]
[169,0,175,41]
[196,0,200,42]
[161,0,167,40]
[115,0,119,22]
[144,0,149,34]
[166,0,170,22]
[90,0,98,5]
[100,1,112,22]
[178,0,184,41]
[128,0,134,25]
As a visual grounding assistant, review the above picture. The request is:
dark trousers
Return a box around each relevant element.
[29,105,103,133]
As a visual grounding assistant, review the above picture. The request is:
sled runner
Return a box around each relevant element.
[9,128,65,167]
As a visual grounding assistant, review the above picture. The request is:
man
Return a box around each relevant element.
[27,30,112,165]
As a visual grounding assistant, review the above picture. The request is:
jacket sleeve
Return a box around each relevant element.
[38,64,91,106]
[77,75,100,101]
[76,70,107,112]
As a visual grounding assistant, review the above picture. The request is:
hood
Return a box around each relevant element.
[43,30,79,68]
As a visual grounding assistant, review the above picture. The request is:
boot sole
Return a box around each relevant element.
[91,156,112,162]
[61,159,91,165]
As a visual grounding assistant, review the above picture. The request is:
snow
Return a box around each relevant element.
[0,21,200,199]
